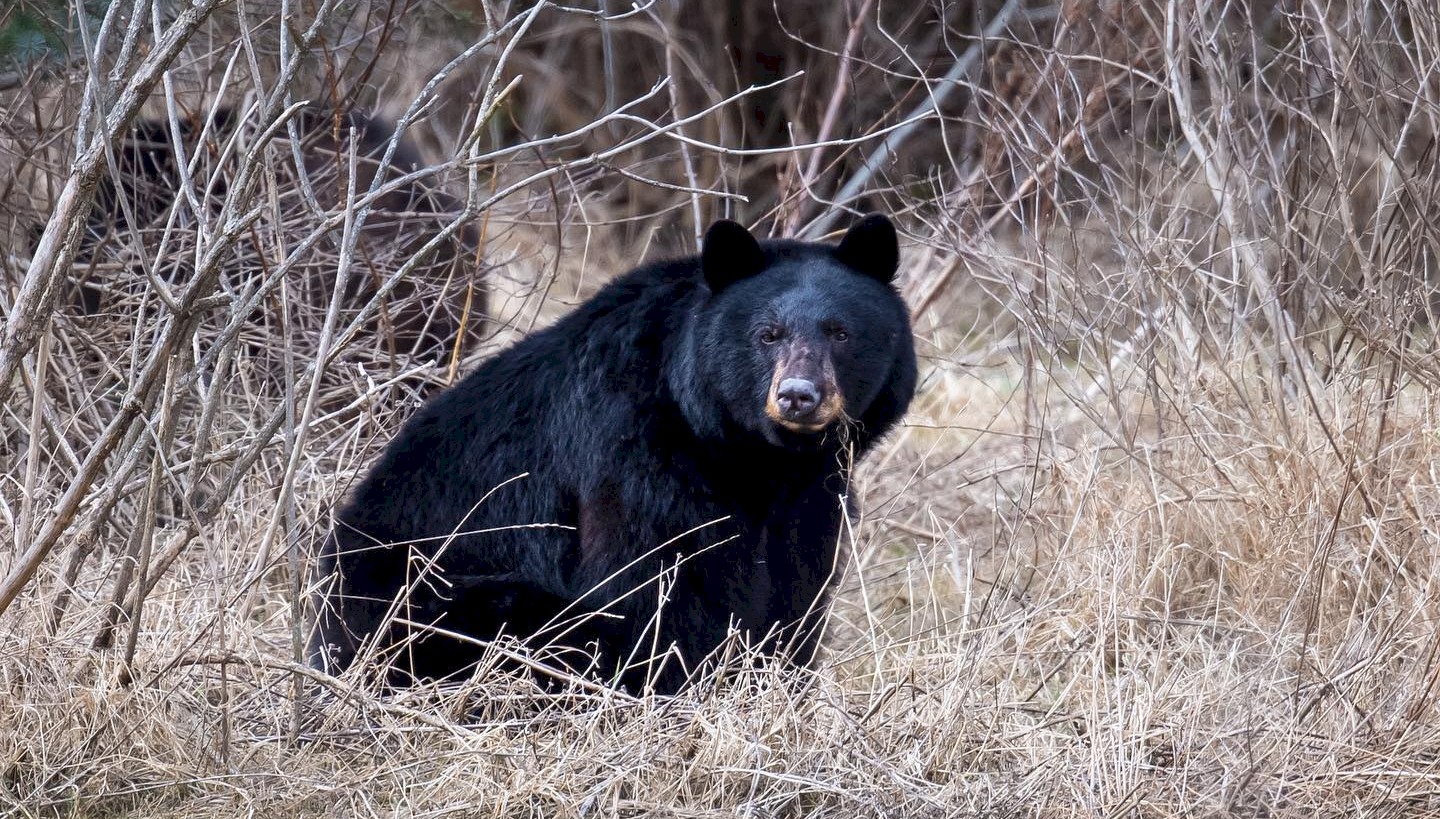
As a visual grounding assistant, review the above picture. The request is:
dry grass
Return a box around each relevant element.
[4,0,1440,816]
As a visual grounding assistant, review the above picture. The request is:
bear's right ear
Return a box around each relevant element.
[835,213,899,283]
[702,220,766,293]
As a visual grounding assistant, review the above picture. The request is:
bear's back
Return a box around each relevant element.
[336,254,707,547]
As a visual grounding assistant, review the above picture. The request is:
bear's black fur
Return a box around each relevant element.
[311,214,917,694]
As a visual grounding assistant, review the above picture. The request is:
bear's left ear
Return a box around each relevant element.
[835,213,899,283]
[702,219,766,293]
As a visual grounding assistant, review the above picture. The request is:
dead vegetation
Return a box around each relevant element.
[2,0,1440,816]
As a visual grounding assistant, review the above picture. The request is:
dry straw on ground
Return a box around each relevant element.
[2,1,1440,816]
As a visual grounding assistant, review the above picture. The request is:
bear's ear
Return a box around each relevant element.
[835,213,899,283]
[702,219,766,293]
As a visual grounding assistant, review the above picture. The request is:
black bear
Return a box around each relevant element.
[311,214,917,694]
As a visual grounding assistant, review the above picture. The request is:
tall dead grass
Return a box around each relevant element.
[2,0,1440,816]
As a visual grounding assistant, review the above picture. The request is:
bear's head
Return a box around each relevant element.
[675,214,917,453]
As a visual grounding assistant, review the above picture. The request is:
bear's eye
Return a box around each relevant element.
[830,327,850,342]
[759,328,782,344]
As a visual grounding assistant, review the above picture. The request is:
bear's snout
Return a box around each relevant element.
[766,350,845,432]
[776,378,821,420]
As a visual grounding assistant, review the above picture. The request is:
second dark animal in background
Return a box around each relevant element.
[77,106,484,364]
[312,214,917,695]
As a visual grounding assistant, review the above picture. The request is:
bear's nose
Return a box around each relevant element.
[776,378,821,419]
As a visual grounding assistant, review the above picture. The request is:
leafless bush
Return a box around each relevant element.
[2,0,1440,816]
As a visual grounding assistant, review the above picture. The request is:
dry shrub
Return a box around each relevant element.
[3,0,1440,817]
